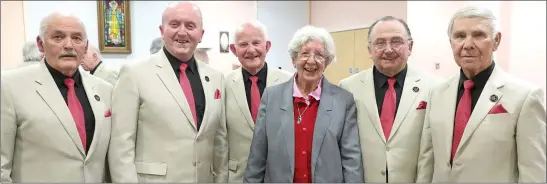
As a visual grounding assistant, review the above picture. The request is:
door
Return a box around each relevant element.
[323,30,354,85]
[353,28,373,74]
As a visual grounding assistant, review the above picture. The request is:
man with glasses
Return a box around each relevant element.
[339,16,441,183]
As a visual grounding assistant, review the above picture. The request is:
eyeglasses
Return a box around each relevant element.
[299,52,326,63]
[371,39,411,50]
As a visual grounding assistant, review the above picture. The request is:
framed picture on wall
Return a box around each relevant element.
[97,0,131,53]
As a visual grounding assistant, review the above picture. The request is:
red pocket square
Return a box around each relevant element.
[416,101,427,110]
[214,89,221,99]
[488,104,508,114]
[104,109,112,117]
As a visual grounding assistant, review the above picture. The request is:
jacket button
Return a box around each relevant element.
[381,170,386,175]
[193,162,197,166]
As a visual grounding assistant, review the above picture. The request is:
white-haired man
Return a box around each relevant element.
[1,12,113,182]
[224,20,292,182]
[81,44,119,85]
[149,37,164,54]
[417,6,546,182]
[22,41,43,63]
[17,41,44,68]
[339,16,442,183]
[108,2,228,183]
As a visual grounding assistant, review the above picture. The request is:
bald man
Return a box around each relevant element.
[108,2,228,183]
[1,12,113,182]
[81,44,119,85]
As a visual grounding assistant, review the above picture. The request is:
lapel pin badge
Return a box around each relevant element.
[205,76,209,82]
[94,95,100,101]
[413,86,419,93]
[490,94,498,102]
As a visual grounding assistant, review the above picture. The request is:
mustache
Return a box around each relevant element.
[58,50,77,57]
[382,52,399,59]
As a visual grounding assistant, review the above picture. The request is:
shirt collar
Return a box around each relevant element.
[293,74,322,104]
[242,62,268,83]
[45,59,83,87]
[458,61,495,90]
[373,64,407,88]
[164,47,198,74]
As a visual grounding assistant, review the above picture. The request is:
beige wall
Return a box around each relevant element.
[1,1,26,70]
[310,1,407,32]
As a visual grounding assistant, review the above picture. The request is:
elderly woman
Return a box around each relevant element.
[243,25,363,183]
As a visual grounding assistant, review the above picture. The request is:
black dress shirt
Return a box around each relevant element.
[373,65,408,116]
[455,61,495,114]
[90,61,103,75]
[242,62,268,111]
[45,60,95,153]
[164,47,206,130]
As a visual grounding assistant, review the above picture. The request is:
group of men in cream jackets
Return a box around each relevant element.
[1,2,545,183]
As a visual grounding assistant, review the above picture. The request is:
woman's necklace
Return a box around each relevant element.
[296,103,309,124]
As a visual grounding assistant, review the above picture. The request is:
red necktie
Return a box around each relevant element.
[64,78,86,152]
[451,80,475,163]
[380,78,397,141]
[180,63,197,126]
[249,76,260,123]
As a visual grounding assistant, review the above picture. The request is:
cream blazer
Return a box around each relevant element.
[92,63,119,86]
[417,65,546,182]
[108,50,228,183]
[1,62,113,182]
[224,67,292,182]
[339,66,442,182]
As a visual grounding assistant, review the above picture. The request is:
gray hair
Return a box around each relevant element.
[22,41,42,62]
[39,12,88,42]
[233,20,269,43]
[150,37,164,54]
[448,6,499,37]
[288,25,336,66]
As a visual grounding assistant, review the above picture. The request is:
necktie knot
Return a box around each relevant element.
[250,76,258,84]
[180,63,188,72]
[64,78,75,88]
[463,80,475,90]
[387,78,396,87]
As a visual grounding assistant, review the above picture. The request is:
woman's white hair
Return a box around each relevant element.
[448,6,499,36]
[39,12,88,42]
[288,25,336,66]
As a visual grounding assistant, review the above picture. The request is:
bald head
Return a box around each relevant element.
[81,44,102,71]
[159,1,205,62]
[162,2,203,27]
[87,44,101,60]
